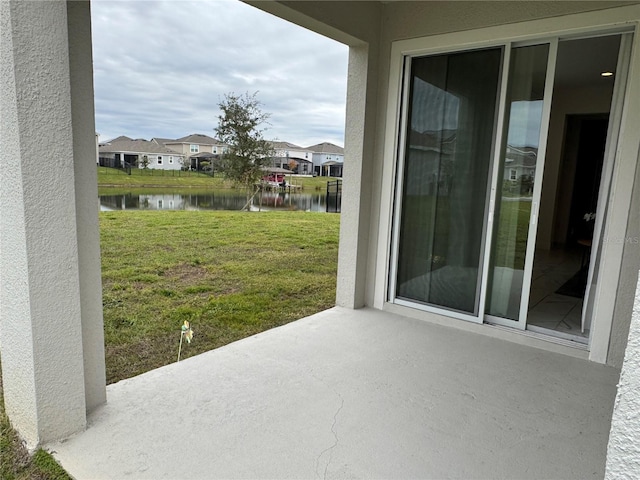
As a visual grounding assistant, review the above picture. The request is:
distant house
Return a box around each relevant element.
[98,137,184,170]
[160,134,227,170]
[307,142,345,176]
[268,141,315,175]
[504,145,537,182]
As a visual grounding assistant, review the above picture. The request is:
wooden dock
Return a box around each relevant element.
[257,182,303,193]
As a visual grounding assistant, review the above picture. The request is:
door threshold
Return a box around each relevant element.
[487,322,589,350]
[527,324,589,345]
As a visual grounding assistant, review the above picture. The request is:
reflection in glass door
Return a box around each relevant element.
[486,43,554,326]
[394,48,502,319]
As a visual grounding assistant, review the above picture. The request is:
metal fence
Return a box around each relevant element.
[326,179,342,213]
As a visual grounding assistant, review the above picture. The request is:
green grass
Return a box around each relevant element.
[98,166,229,187]
[0,210,339,478]
[98,166,337,191]
[100,210,340,384]
[0,366,72,480]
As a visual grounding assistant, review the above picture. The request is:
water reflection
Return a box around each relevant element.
[99,189,328,212]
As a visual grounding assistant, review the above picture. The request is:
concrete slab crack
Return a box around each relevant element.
[315,395,344,480]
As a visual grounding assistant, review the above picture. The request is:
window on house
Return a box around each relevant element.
[169,157,174,164]
[190,144,199,153]
[157,156,163,165]
[510,169,517,180]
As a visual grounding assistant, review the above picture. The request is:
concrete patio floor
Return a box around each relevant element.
[49,307,619,479]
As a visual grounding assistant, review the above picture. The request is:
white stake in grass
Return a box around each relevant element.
[177,320,194,362]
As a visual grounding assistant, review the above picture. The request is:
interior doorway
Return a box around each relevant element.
[528,116,609,342]
[526,34,620,342]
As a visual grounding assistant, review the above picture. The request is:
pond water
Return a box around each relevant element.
[99,188,329,212]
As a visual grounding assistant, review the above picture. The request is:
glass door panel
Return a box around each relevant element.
[395,48,502,316]
[486,44,550,322]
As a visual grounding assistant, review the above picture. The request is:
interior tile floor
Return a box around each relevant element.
[528,247,589,341]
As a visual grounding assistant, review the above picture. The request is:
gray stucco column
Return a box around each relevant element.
[0,0,106,448]
[606,270,640,478]
[336,43,379,308]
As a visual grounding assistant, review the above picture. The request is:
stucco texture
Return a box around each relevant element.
[606,273,640,478]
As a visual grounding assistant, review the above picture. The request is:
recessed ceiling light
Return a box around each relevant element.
[601,71,614,77]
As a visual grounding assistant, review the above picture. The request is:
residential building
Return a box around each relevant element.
[307,141,345,176]
[98,137,184,170]
[160,133,226,170]
[268,140,314,174]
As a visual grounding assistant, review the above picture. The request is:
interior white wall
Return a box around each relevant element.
[538,84,615,251]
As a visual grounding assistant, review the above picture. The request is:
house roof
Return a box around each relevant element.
[169,133,219,145]
[288,157,312,164]
[99,139,184,156]
[409,129,457,154]
[269,141,312,152]
[190,152,218,159]
[105,135,133,143]
[306,142,344,155]
[505,145,538,168]
[150,137,175,145]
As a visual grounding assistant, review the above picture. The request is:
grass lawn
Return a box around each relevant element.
[97,166,337,191]
[100,210,340,384]
[0,210,339,477]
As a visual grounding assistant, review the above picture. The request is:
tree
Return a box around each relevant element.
[215,92,274,209]
[139,154,150,169]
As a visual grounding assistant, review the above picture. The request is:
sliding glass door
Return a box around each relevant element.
[392,40,556,326]
[394,48,502,320]
[485,43,556,328]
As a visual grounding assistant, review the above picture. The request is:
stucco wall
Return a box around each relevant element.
[0,0,88,448]
[381,1,637,42]
[250,1,382,45]
[608,147,640,367]
[67,1,107,412]
[606,271,640,478]
[1,0,106,447]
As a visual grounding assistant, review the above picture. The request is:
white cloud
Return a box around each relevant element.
[91,0,348,147]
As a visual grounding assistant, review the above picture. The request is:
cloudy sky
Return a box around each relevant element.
[91,0,348,148]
